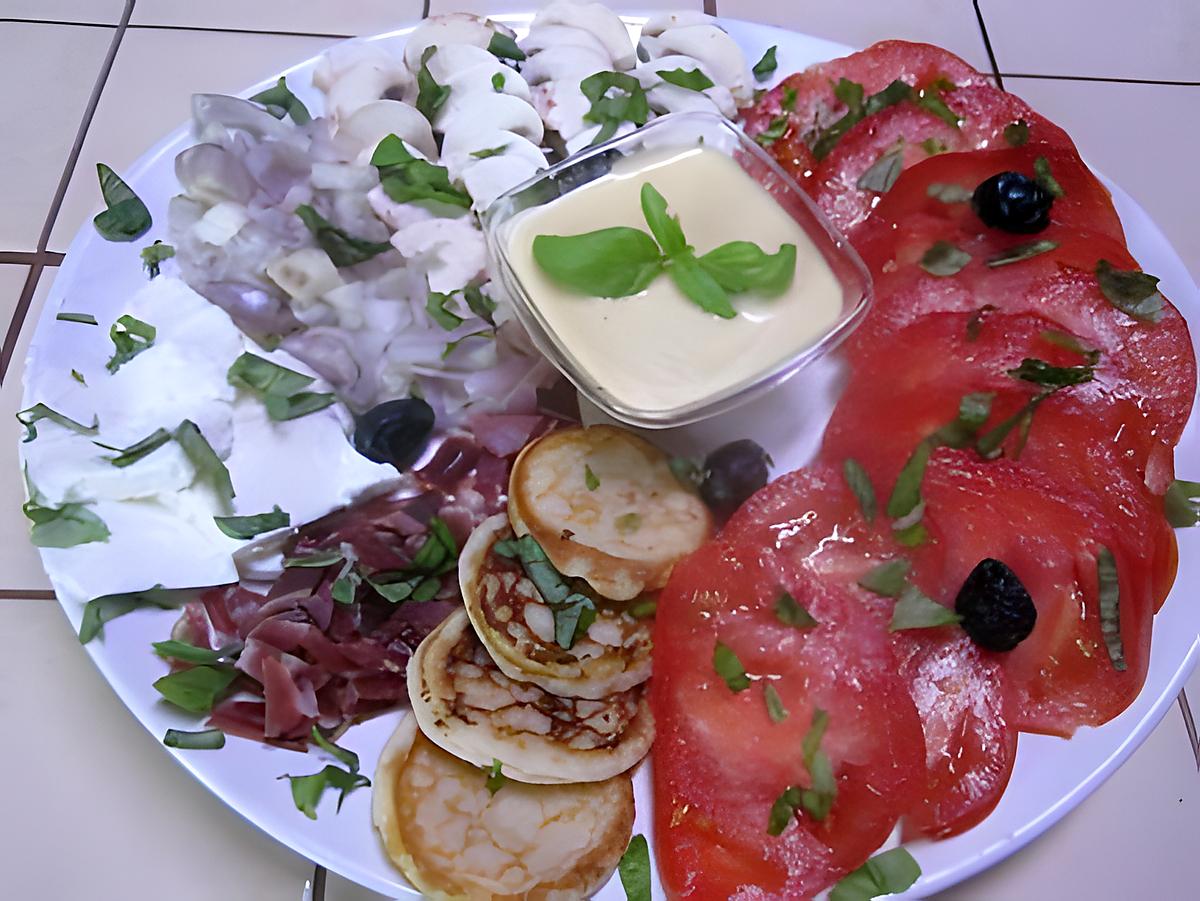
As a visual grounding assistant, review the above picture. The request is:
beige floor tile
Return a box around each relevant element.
[1003,78,1199,283]
[1,0,127,23]
[0,599,315,900]
[1,267,56,593]
[934,704,1199,899]
[132,0,424,36]
[0,22,113,252]
[981,0,1199,82]
[428,0,703,16]
[47,28,340,252]
[714,0,992,72]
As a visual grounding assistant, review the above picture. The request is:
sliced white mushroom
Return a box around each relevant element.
[461,155,544,211]
[390,218,487,293]
[635,53,737,118]
[408,609,654,784]
[373,715,635,899]
[425,44,532,105]
[403,12,512,72]
[313,41,411,120]
[193,93,292,141]
[519,44,615,87]
[640,10,715,35]
[434,90,545,145]
[529,0,636,71]
[332,99,438,163]
[639,22,753,105]
[441,130,546,177]
[520,23,612,59]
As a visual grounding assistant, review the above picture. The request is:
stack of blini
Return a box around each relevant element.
[372,425,712,899]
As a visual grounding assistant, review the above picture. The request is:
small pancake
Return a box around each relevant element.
[508,425,712,601]
[373,715,635,900]
[408,608,654,783]
[461,513,654,699]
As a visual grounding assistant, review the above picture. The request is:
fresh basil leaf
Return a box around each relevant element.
[843,458,877,522]
[491,71,505,92]
[280,764,370,819]
[713,640,750,692]
[890,584,962,631]
[920,240,971,276]
[628,598,657,619]
[894,522,929,547]
[554,594,597,650]
[858,559,910,597]
[914,85,960,128]
[1165,479,1200,528]
[929,391,994,449]
[78,585,172,643]
[986,239,1058,267]
[1095,259,1164,323]
[331,553,362,605]
[71,369,86,385]
[533,227,664,298]
[763,683,788,722]
[311,725,360,771]
[657,67,715,92]
[1003,120,1030,147]
[670,253,736,319]
[618,834,651,901]
[102,427,171,467]
[1096,545,1126,671]
[106,314,155,373]
[140,240,175,278]
[163,728,226,750]
[463,284,498,323]
[295,204,391,267]
[584,464,600,491]
[23,493,110,549]
[213,505,290,539]
[1007,357,1095,388]
[698,241,797,296]
[56,311,98,325]
[487,32,525,61]
[416,45,451,121]
[265,389,336,421]
[249,76,311,124]
[153,664,238,714]
[886,439,933,521]
[830,847,922,901]
[768,785,803,835]
[752,46,778,81]
[17,403,98,443]
[866,79,913,114]
[581,71,650,145]
[409,517,458,575]
[470,143,509,159]
[284,548,345,568]
[371,134,471,209]
[812,79,911,160]
[926,182,972,204]
[174,420,234,513]
[1033,156,1064,198]
[483,758,507,795]
[493,533,570,602]
[228,351,313,396]
[93,163,151,241]
[775,590,818,629]
[755,113,789,147]
[799,707,836,820]
[856,144,905,193]
[153,639,242,665]
[834,77,864,114]
[640,183,687,256]
[1039,329,1101,365]
[442,330,492,359]
[975,393,1047,460]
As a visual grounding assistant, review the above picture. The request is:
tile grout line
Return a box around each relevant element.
[971,0,1004,91]
[0,252,64,267]
[0,0,134,382]
[1179,690,1200,770]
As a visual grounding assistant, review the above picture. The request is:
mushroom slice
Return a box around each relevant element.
[409,609,654,783]
[374,715,635,900]
[508,425,712,601]
[462,513,653,699]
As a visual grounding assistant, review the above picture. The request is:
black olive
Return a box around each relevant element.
[971,171,1053,234]
[699,439,772,518]
[353,398,435,470]
[955,558,1037,651]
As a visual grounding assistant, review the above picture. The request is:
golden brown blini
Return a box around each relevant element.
[373,715,635,900]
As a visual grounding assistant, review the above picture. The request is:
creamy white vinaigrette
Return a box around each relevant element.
[505,144,844,414]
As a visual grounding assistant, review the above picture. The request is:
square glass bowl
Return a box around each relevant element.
[481,111,872,429]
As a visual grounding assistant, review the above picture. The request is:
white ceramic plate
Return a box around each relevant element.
[21,13,1200,899]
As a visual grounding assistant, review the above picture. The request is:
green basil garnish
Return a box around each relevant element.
[1095,259,1164,323]
[1165,479,1200,528]
[227,352,334,421]
[487,32,525,62]
[415,45,451,121]
[657,67,715,92]
[1007,357,1096,388]
[1096,545,1125,671]
[843,458,877,522]
[23,472,110,550]
[986,239,1059,268]
[470,143,509,159]
[280,765,370,819]
[1033,156,1064,198]
[920,240,971,276]
[153,639,242,665]
[295,204,391,268]
[78,585,173,643]
[174,420,235,513]
[213,505,290,539]
[889,584,962,631]
[153,664,238,713]
[249,76,311,124]
[491,533,595,648]
[105,427,172,467]
[140,240,175,278]
[856,144,905,193]
[1003,120,1030,147]
[713,640,750,693]
[163,728,226,750]
[584,464,600,491]
[752,46,778,81]
[56,311,98,325]
[93,163,151,241]
[581,71,650,145]
[775,590,818,629]
[106,314,155,373]
[830,848,921,901]
[763,683,788,722]
[483,758,507,795]
[858,559,911,597]
[617,834,652,901]
[17,403,97,443]
[371,134,470,208]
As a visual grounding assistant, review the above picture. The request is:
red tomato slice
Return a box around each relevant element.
[652,534,926,899]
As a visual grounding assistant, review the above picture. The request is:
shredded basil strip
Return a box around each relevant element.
[153,664,238,714]
[249,76,311,124]
[775,590,818,629]
[311,725,360,771]
[140,240,175,278]
[713,640,751,693]
[768,785,803,835]
[1096,545,1126,671]
[93,163,151,241]
[843,458,877,522]
[23,473,110,550]
[280,765,370,820]
[153,639,242,665]
[890,584,962,631]
[1165,479,1200,528]
[1040,328,1101,364]
[752,45,778,81]
[56,311,98,325]
[1096,259,1164,323]
[213,505,290,539]
[163,728,226,750]
[1003,120,1030,147]
[986,239,1059,268]
[886,439,933,521]
[284,548,346,568]
[628,598,657,619]
[1007,357,1095,388]
[657,67,715,92]
[829,847,922,901]
[416,45,451,121]
[763,683,789,722]
[584,464,600,491]
[858,559,911,597]
[618,834,652,901]
[78,585,174,643]
[1033,155,1064,198]
[371,133,471,208]
[106,314,156,373]
[491,71,505,91]
[811,78,911,160]
[295,204,391,267]
[17,402,98,443]
[483,758,507,795]
[920,240,971,276]
[856,144,905,193]
[491,533,595,647]
[487,32,525,61]
[227,352,335,421]
[105,427,172,467]
[581,71,650,145]
[470,143,509,159]
[174,420,235,513]
[933,392,995,448]
[799,708,837,820]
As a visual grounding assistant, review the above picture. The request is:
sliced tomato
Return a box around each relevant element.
[652,534,926,899]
